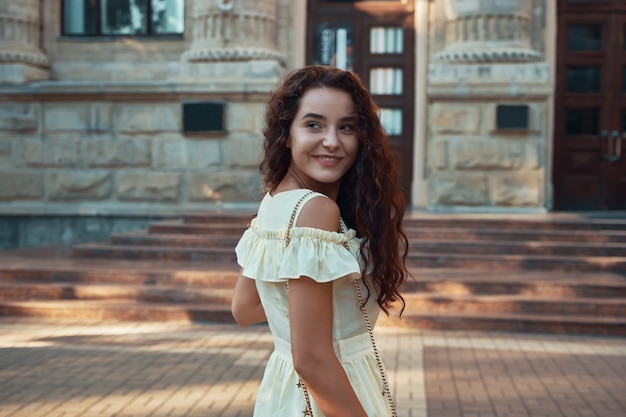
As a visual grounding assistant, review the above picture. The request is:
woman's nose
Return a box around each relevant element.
[322,129,339,148]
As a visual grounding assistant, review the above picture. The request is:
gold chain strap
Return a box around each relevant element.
[285,190,315,248]
[284,191,397,417]
[341,223,398,417]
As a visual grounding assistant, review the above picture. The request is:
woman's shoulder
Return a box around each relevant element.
[255,188,328,229]
[296,194,340,232]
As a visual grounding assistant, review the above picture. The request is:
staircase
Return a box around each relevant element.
[0,212,625,336]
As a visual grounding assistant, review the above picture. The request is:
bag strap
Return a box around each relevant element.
[284,190,315,248]
[285,192,398,417]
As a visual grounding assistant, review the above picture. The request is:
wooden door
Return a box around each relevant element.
[306,0,415,202]
[554,0,626,209]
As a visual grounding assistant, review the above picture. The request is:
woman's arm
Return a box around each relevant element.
[289,277,367,417]
[231,271,266,326]
[289,196,367,417]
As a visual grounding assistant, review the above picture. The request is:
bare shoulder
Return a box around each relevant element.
[295,195,341,232]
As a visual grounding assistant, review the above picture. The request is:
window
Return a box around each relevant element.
[379,108,403,135]
[183,102,226,135]
[63,0,184,36]
[370,27,403,54]
[369,67,403,95]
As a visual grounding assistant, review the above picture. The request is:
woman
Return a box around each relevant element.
[231,65,409,417]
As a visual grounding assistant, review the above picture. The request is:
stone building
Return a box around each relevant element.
[0,0,624,249]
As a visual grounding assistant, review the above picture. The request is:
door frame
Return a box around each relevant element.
[293,0,429,208]
[553,0,626,210]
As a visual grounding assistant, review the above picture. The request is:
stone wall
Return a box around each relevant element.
[0,0,300,249]
[0,96,266,216]
[428,101,545,208]
[426,0,551,212]
[0,0,299,220]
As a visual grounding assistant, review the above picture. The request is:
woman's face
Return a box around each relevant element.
[287,87,359,194]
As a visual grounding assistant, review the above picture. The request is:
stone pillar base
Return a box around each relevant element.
[180,59,283,81]
[0,63,50,84]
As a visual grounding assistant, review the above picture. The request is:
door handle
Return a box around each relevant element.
[600,130,618,161]
[612,132,624,162]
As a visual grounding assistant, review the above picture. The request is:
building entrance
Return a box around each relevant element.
[306,0,416,202]
[554,0,626,209]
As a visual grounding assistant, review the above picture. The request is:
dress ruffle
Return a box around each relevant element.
[235,218,362,283]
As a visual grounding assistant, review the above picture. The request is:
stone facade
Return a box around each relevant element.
[0,0,555,248]
[0,0,295,221]
[426,0,549,212]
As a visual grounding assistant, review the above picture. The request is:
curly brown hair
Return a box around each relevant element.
[260,65,409,315]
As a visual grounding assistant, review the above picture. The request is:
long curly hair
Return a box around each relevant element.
[260,65,409,315]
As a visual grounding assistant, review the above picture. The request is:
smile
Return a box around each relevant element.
[314,155,343,167]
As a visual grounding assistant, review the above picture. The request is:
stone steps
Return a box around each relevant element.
[0,300,235,323]
[0,282,234,304]
[380,310,626,336]
[1,212,626,336]
[71,243,626,273]
[403,293,626,316]
[410,240,626,257]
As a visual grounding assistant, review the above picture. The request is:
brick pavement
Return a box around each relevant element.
[0,318,624,417]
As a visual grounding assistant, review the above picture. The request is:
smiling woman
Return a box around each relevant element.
[285,87,359,199]
[231,65,410,417]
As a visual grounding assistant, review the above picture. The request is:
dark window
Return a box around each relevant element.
[183,102,226,135]
[566,66,601,93]
[496,105,529,130]
[565,107,599,135]
[63,0,184,37]
[568,24,602,51]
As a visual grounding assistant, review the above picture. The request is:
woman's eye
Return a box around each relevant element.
[340,124,355,132]
[306,122,321,129]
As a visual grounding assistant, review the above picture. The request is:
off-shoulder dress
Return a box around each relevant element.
[235,189,391,416]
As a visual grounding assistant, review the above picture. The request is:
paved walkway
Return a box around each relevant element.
[0,318,624,417]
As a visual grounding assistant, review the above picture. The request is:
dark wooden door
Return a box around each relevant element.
[306,0,415,202]
[554,0,626,209]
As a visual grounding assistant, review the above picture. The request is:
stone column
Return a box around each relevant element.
[426,0,549,212]
[181,0,285,80]
[0,0,50,83]
[434,0,541,63]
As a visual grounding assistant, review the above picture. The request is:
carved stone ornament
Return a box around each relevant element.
[434,0,541,63]
[182,0,285,65]
[217,0,235,12]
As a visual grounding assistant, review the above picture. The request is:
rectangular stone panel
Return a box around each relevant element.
[17,137,81,168]
[43,103,90,132]
[226,134,262,168]
[187,140,222,169]
[430,102,481,135]
[83,138,150,168]
[429,172,488,206]
[113,104,180,133]
[117,171,181,202]
[90,103,112,133]
[188,171,258,202]
[452,140,524,170]
[489,171,542,207]
[428,139,449,170]
[152,136,222,169]
[46,171,112,201]
[0,103,39,133]
[0,170,43,200]
[0,139,11,165]
[227,102,265,134]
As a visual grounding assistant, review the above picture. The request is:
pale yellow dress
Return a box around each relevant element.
[235,189,392,417]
